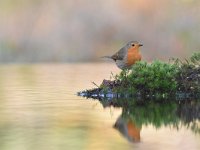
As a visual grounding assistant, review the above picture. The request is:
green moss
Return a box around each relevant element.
[174,52,200,94]
[114,60,179,98]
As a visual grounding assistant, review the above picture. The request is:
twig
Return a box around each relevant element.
[92,81,100,88]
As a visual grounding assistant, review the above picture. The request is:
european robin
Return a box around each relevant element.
[102,41,143,69]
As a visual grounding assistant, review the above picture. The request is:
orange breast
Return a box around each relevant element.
[127,47,141,66]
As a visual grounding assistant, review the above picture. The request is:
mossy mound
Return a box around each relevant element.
[112,60,178,97]
[78,52,200,100]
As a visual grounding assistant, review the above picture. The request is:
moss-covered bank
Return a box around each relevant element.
[78,52,200,100]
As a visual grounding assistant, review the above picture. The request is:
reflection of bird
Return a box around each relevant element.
[102,41,143,69]
[113,116,141,142]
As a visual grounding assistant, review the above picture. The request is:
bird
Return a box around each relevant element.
[102,41,143,70]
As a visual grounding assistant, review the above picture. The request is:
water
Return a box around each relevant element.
[0,63,199,150]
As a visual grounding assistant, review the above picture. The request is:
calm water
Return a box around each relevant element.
[0,63,199,150]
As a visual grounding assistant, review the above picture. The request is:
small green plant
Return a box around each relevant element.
[187,52,200,65]
[174,52,200,94]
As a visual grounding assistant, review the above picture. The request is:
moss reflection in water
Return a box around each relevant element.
[122,101,179,129]
[98,98,200,142]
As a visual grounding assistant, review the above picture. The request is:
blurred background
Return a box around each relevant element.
[0,0,199,63]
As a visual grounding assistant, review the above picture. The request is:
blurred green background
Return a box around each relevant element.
[0,0,199,63]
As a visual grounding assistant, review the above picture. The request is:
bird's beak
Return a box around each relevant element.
[139,44,143,47]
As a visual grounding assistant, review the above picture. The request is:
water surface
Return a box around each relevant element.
[0,64,199,150]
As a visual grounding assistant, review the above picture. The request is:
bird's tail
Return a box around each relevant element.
[101,56,112,59]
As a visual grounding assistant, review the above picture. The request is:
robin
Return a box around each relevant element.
[102,41,143,69]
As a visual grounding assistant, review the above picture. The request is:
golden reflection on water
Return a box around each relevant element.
[0,63,199,150]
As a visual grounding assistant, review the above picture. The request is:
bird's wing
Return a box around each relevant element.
[111,47,127,61]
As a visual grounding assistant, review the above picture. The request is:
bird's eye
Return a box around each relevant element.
[131,44,135,47]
